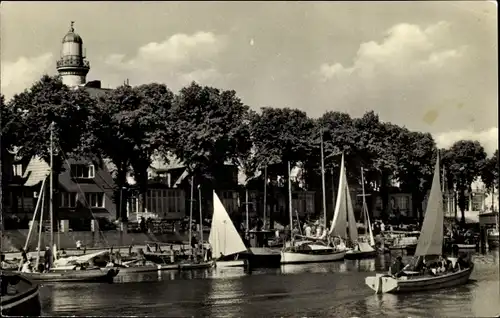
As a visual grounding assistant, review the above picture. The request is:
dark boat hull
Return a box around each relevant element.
[240,248,282,268]
[17,268,119,283]
[344,250,378,260]
[1,274,41,316]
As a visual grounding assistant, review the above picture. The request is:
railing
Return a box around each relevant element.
[56,58,90,69]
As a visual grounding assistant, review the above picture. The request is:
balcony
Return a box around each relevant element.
[56,57,90,69]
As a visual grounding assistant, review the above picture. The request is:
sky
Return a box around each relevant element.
[1,1,498,155]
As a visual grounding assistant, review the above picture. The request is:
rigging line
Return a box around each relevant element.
[55,140,110,246]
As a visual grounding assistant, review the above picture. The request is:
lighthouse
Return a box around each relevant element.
[56,21,90,87]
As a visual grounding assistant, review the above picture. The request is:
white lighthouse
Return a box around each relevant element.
[56,21,90,87]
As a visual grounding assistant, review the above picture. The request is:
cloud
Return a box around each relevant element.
[103,31,226,89]
[314,21,496,135]
[318,22,465,81]
[434,127,498,156]
[1,53,54,100]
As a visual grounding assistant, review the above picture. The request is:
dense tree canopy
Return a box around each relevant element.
[171,82,251,186]
[442,140,488,223]
[3,74,495,225]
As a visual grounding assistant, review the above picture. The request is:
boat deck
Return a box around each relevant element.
[1,272,41,316]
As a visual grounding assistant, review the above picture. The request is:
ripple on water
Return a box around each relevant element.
[39,251,499,317]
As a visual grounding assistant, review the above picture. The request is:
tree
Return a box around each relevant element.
[481,150,499,191]
[480,149,499,210]
[249,107,315,223]
[353,111,403,219]
[7,75,96,227]
[171,82,252,188]
[395,131,436,221]
[129,83,175,211]
[443,140,487,224]
[86,84,142,221]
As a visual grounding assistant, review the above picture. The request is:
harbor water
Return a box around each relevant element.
[40,250,500,317]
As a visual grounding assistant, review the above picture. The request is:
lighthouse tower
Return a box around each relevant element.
[56,21,90,87]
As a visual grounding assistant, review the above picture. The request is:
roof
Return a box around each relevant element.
[62,22,83,44]
[22,157,50,187]
[83,87,112,99]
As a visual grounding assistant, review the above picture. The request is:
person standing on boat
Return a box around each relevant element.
[305,223,312,237]
[44,246,53,272]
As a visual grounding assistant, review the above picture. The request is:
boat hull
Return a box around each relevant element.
[117,261,213,273]
[365,265,474,294]
[453,244,477,250]
[214,259,247,268]
[1,273,41,317]
[17,268,119,283]
[280,250,346,264]
[345,249,378,260]
[241,248,282,268]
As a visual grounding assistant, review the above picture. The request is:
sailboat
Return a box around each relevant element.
[209,191,249,268]
[16,123,119,283]
[345,167,377,259]
[365,153,474,293]
[281,161,346,264]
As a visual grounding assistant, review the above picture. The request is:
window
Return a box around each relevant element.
[12,164,23,177]
[71,164,95,179]
[85,192,104,208]
[60,192,77,208]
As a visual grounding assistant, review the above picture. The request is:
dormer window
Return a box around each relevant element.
[70,164,95,179]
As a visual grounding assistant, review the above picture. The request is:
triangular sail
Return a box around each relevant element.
[414,154,444,257]
[365,204,375,246]
[345,183,358,242]
[329,154,348,238]
[209,191,247,258]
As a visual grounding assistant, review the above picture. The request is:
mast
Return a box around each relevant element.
[320,130,327,228]
[361,167,368,234]
[245,188,249,232]
[288,161,293,229]
[198,184,203,252]
[36,187,46,268]
[188,175,194,247]
[263,166,267,229]
[49,122,54,249]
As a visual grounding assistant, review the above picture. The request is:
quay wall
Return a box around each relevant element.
[1,230,202,253]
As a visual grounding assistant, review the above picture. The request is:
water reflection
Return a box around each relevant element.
[39,250,499,317]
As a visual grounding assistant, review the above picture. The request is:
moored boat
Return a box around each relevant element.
[209,191,252,268]
[1,272,41,316]
[365,153,473,294]
[345,242,378,259]
[17,267,119,283]
[281,241,346,264]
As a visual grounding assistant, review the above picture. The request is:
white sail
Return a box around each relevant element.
[209,191,247,258]
[365,204,375,246]
[329,154,348,238]
[345,183,358,243]
[414,154,444,257]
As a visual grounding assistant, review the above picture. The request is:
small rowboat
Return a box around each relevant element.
[16,267,119,283]
[116,260,214,273]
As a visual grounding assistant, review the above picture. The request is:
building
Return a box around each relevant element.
[2,22,117,230]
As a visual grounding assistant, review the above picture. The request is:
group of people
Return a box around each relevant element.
[389,254,471,278]
[18,246,54,273]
